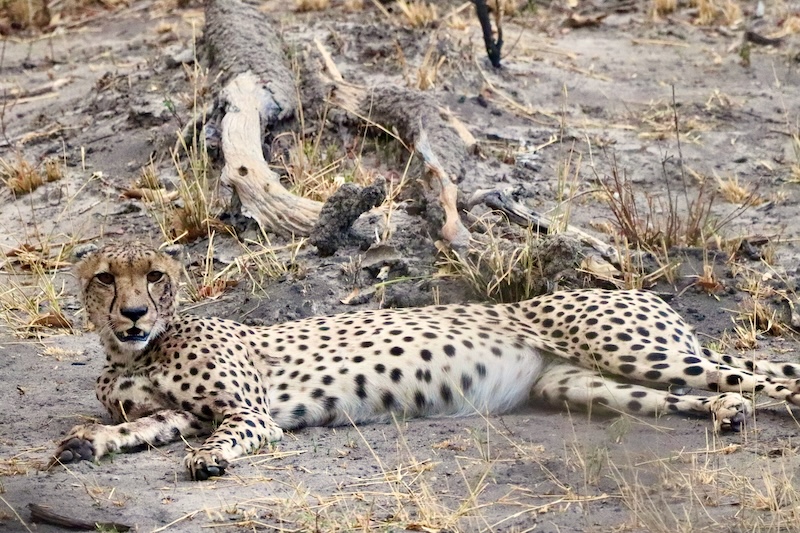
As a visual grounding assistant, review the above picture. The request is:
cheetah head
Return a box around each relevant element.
[73,242,183,355]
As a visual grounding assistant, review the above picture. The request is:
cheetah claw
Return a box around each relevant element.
[185,451,229,481]
[50,437,96,467]
[709,393,752,433]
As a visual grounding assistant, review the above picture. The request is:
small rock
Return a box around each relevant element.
[163,45,195,69]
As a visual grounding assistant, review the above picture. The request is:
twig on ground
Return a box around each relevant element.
[28,503,131,532]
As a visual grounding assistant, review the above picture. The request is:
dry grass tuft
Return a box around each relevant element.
[148,134,223,244]
[234,230,306,296]
[789,133,800,182]
[179,231,306,303]
[295,0,330,12]
[343,0,364,11]
[0,253,73,336]
[0,449,44,476]
[716,173,764,205]
[415,42,446,90]
[599,158,758,253]
[396,0,439,28]
[692,0,743,26]
[651,0,677,16]
[490,0,522,17]
[0,156,62,195]
[1,0,50,30]
[180,234,238,303]
[278,130,377,203]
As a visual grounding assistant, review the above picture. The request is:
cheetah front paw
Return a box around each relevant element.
[184,449,229,481]
[49,424,111,467]
[709,393,752,433]
[50,436,96,467]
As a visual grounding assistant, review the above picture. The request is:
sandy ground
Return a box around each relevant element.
[2,1,800,531]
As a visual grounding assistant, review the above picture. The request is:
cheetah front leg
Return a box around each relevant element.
[51,410,207,466]
[183,406,283,480]
[532,362,751,431]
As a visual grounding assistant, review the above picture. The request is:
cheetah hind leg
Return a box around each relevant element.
[701,346,800,381]
[531,362,752,432]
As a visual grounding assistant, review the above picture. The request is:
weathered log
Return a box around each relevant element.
[204,0,322,237]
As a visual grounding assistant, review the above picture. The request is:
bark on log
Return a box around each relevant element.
[204,0,296,121]
[204,0,322,237]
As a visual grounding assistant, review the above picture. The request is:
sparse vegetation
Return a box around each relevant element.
[438,217,564,303]
[6,1,800,532]
[0,244,73,337]
[651,0,677,17]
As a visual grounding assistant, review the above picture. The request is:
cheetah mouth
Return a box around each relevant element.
[728,412,745,433]
[115,327,150,343]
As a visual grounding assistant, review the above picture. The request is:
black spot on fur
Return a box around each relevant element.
[382,391,396,410]
[726,374,743,386]
[440,384,453,404]
[414,391,426,409]
[461,373,473,392]
[355,374,368,399]
[292,404,307,419]
[644,370,662,380]
[683,366,704,376]
[627,400,642,411]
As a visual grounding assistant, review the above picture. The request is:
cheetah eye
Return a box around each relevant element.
[146,271,164,283]
[95,272,115,285]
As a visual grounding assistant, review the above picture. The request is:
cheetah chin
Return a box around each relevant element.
[51,242,800,481]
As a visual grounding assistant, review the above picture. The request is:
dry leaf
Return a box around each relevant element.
[197,279,238,300]
[564,12,607,28]
[29,312,72,329]
[580,255,622,279]
[121,188,179,202]
[341,287,360,305]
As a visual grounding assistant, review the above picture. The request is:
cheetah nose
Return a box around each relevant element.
[120,306,148,322]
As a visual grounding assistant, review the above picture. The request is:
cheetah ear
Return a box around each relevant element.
[161,244,183,260]
[72,243,98,263]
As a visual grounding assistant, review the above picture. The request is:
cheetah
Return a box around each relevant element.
[51,242,800,481]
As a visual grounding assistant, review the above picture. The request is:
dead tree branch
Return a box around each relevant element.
[472,0,503,68]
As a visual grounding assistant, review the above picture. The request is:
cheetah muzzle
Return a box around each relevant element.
[50,242,800,480]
